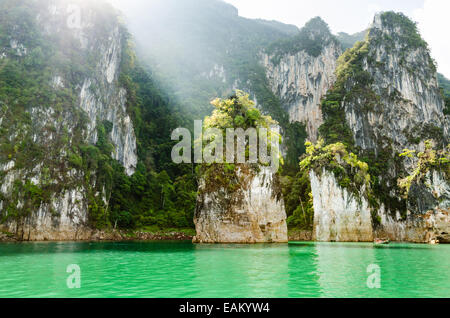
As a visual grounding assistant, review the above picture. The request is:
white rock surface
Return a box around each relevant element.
[194,166,288,243]
[262,41,341,141]
[310,169,374,242]
[310,168,449,243]
[1,189,91,241]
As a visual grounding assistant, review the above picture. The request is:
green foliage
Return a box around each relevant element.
[336,30,367,50]
[78,35,198,230]
[281,170,314,230]
[379,12,428,50]
[438,73,450,96]
[315,13,435,219]
[398,141,450,196]
[0,2,197,232]
[445,97,450,116]
[228,62,307,173]
[318,40,376,148]
[283,122,308,175]
[335,41,370,84]
[200,91,283,192]
[319,94,355,147]
[205,90,277,132]
[300,140,371,197]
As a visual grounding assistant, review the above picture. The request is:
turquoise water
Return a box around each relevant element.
[0,241,449,298]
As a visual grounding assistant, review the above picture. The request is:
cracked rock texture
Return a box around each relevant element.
[262,21,342,141]
[193,166,288,243]
[310,169,374,242]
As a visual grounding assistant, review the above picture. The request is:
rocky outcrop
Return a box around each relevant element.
[57,3,138,175]
[311,12,449,243]
[376,170,450,243]
[310,167,449,243]
[310,169,373,242]
[0,0,137,240]
[262,19,342,141]
[346,13,449,242]
[3,189,90,241]
[344,13,448,155]
[288,230,313,241]
[39,0,138,174]
[193,166,288,243]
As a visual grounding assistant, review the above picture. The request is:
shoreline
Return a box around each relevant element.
[2,230,445,244]
[0,229,314,243]
[0,231,312,243]
[0,230,195,243]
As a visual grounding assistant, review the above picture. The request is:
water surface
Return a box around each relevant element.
[0,241,448,298]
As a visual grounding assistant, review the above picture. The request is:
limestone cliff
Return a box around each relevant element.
[310,167,449,243]
[314,12,449,243]
[193,166,288,243]
[344,13,448,155]
[310,169,373,242]
[262,18,342,141]
[0,0,137,240]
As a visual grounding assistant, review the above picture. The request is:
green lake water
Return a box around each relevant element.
[0,241,448,298]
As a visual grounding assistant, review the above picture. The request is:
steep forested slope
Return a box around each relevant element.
[0,0,196,239]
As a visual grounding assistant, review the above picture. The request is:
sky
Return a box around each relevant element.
[224,0,424,34]
[106,0,450,78]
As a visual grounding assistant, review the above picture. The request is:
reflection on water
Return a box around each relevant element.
[194,244,290,298]
[0,241,448,298]
[314,243,378,297]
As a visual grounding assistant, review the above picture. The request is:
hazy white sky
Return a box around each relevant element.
[107,0,450,78]
[224,0,423,34]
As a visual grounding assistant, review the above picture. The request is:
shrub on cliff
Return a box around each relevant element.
[204,90,277,133]
[300,139,371,197]
[198,90,283,193]
[398,141,450,197]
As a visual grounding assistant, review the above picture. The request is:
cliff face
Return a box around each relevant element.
[194,166,288,243]
[311,12,449,243]
[310,167,449,243]
[0,0,137,240]
[344,14,448,155]
[262,43,340,141]
[376,169,450,243]
[262,18,342,141]
[345,13,449,241]
[76,22,137,175]
[310,169,373,242]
